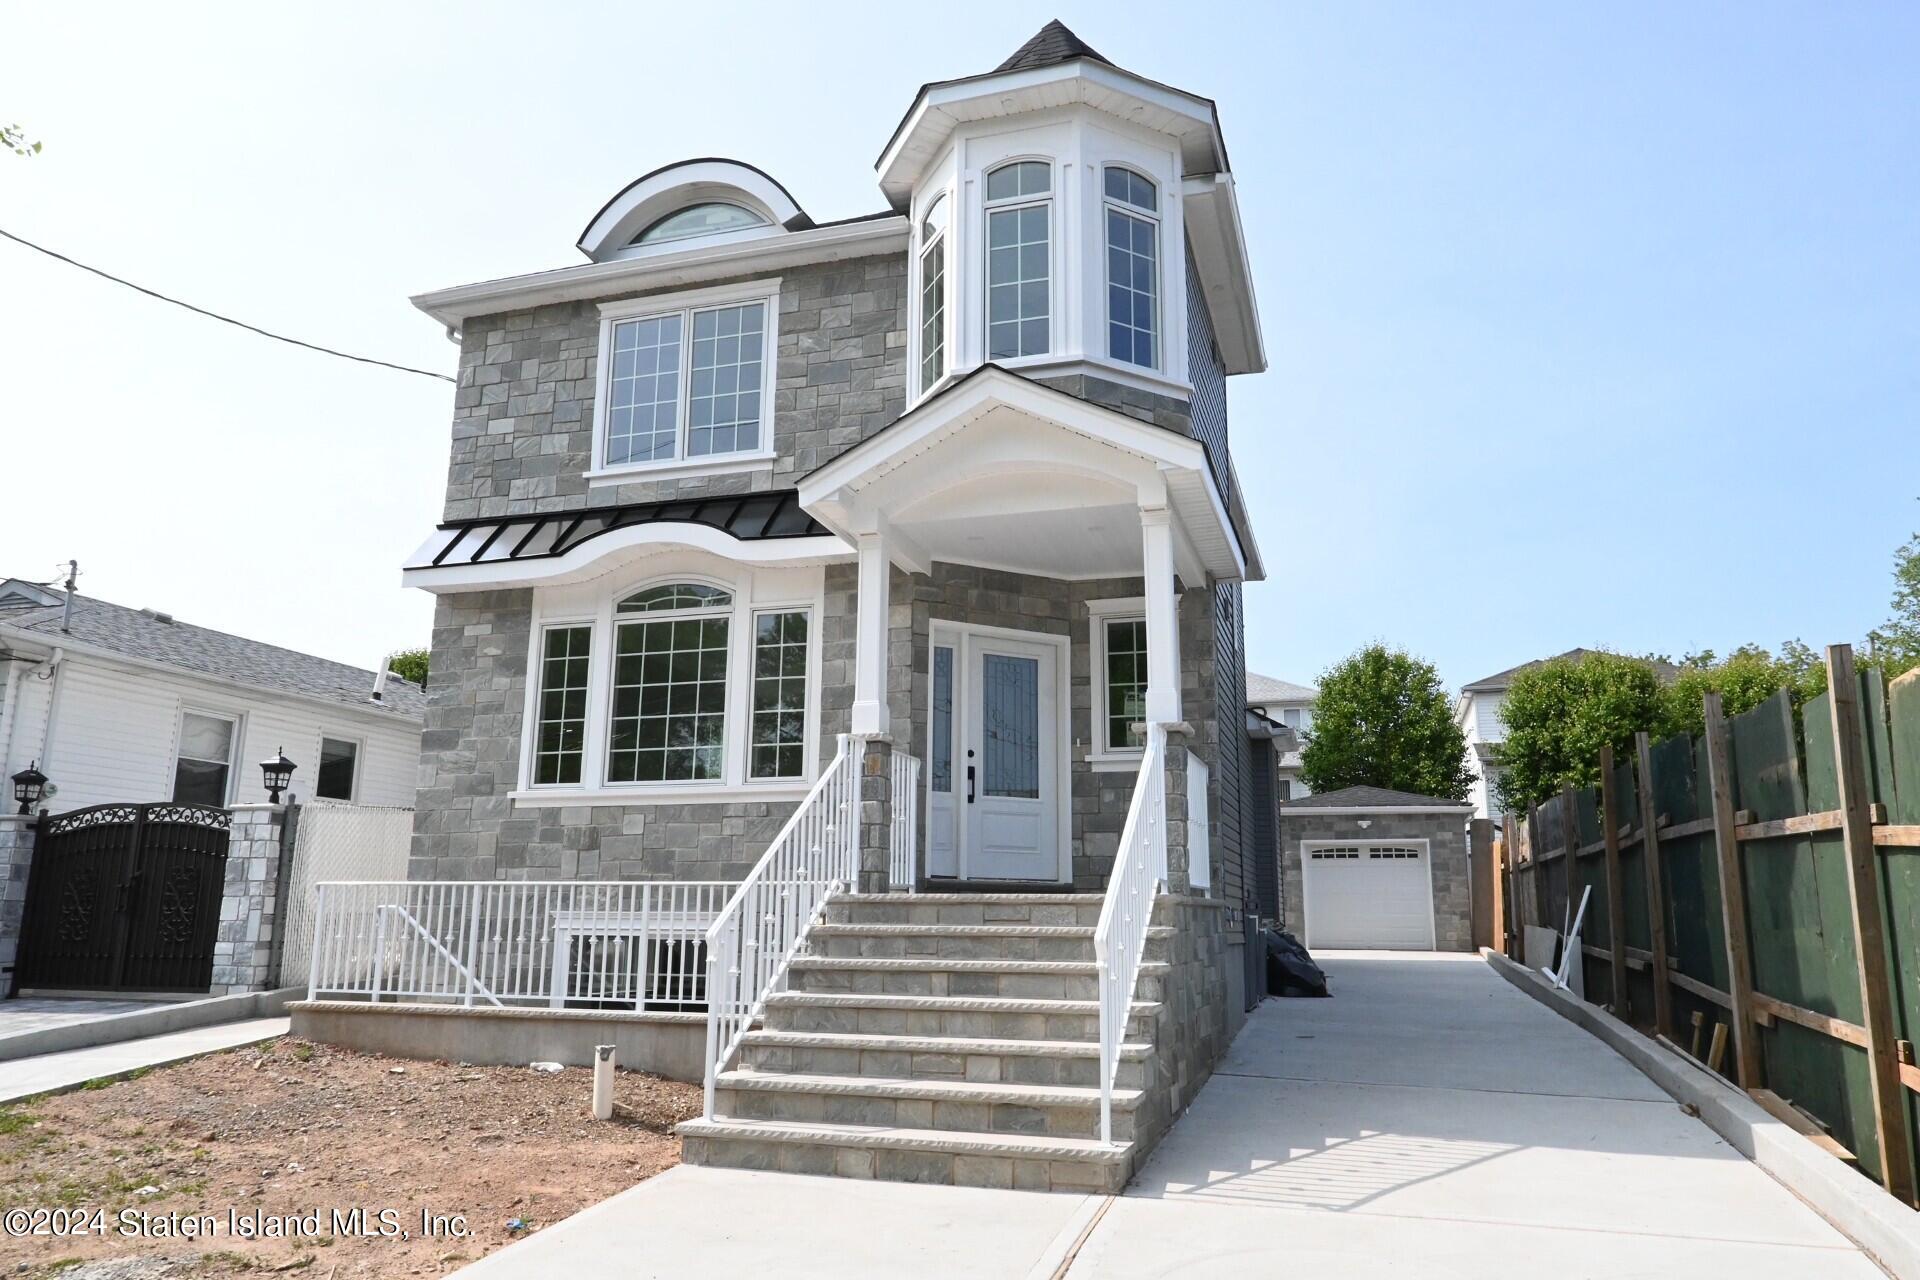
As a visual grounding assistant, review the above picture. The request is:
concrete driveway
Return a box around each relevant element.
[1069,951,1880,1278]
[456,952,1880,1279]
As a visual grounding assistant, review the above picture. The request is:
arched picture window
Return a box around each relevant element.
[985,161,1052,360]
[1103,168,1158,368]
[919,192,949,391]
[608,583,734,782]
[633,202,769,247]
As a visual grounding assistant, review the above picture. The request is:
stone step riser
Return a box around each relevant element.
[789,966,1166,1003]
[740,1042,1151,1091]
[826,902,1105,927]
[807,935,1168,963]
[713,1086,1135,1142]
[765,1003,1150,1042]
[680,1134,1128,1194]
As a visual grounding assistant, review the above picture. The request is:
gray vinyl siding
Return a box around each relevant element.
[1185,245,1231,502]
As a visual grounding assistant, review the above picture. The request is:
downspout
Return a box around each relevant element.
[33,648,67,790]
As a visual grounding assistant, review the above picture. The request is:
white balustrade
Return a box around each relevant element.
[1091,723,1168,1144]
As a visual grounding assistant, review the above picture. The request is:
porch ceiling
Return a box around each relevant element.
[798,366,1252,583]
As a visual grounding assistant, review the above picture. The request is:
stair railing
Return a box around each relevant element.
[1091,723,1168,1145]
[702,734,859,1117]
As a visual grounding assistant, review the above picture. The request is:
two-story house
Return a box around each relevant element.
[390,20,1267,1191]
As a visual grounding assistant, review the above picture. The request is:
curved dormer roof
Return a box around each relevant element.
[576,158,813,263]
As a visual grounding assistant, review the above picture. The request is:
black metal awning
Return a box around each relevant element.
[409,490,830,570]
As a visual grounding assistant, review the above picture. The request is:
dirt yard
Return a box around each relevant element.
[0,1037,700,1278]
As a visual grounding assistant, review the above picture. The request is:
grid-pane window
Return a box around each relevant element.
[534,626,591,785]
[172,711,235,806]
[317,736,359,801]
[750,611,809,779]
[606,314,683,465]
[688,302,765,457]
[608,615,729,783]
[920,240,945,390]
[619,583,732,613]
[988,205,1050,359]
[1104,618,1148,751]
[1106,206,1157,368]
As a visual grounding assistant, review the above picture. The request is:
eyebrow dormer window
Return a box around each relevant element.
[919,193,949,392]
[985,161,1052,360]
[633,202,769,247]
[1103,168,1158,369]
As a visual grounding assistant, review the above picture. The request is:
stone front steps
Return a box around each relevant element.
[679,892,1164,1192]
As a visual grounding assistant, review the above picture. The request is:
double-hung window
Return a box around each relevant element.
[316,736,361,801]
[985,161,1052,360]
[750,611,809,779]
[173,710,237,806]
[596,283,777,475]
[1087,598,1149,761]
[533,625,592,785]
[919,193,948,394]
[1103,167,1158,369]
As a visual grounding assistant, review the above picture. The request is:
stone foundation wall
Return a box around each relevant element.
[1129,895,1234,1173]
[210,804,291,995]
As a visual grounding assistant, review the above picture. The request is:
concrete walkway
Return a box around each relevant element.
[0,1016,288,1103]
[454,953,1881,1278]
[1071,952,1881,1278]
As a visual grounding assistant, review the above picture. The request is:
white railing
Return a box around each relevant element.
[889,751,922,890]
[307,879,732,1009]
[1091,723,1168,1145]
[703,735,861,1116]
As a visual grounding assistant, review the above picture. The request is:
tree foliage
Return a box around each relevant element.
[1492,652,1666,814]
[1660,643,1826,738]
[1870,523,1920,679]
[1299,644,1474,801]
[2,124,40,157]
[387,648,429,688]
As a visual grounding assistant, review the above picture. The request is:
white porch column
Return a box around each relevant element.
[852,524,891,737]
[1140,505,1182,725]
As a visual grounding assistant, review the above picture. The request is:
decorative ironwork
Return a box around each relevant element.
[158,867,201,945]
[144,804,233,831]
[421,491,830,570]
[41,804,142,837]
[57,869,100,944]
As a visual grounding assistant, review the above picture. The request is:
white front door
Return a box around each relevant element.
[962,633,1059,881]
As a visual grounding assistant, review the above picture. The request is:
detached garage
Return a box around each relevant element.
[1277,785,1474,952]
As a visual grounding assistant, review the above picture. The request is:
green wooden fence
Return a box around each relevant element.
[1503,647,1920,1204]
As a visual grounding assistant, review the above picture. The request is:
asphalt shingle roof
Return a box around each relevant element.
[994,20,1112,74]
[0,583,424,721]
[1246,672,1317,704]
[1278,784,1471,810]
[1462,648,1680,694]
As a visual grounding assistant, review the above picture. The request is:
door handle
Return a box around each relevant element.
[966,765,975,804]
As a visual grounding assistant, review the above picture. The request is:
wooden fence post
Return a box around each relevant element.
[1634,731,1674,1040]
[1827,644,1917,1205]
[1599,745,1629,1017]
[1497,812,1515,957]
[1703,691,1762,1088]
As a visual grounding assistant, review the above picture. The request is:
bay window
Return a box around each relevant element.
[594,281,779,478]
[919,193,948,393]
[750,611,809,779]
[534,625,592,785]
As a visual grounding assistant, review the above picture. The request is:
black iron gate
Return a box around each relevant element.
[16,803,231,993]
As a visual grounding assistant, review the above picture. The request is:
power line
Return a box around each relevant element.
[0,227,456,384]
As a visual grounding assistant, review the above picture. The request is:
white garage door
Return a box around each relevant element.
[1303,842,1436,950]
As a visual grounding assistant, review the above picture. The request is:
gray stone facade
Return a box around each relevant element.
[210,804,291,995]
[1277,808,1473,952]
[0,816,34,997]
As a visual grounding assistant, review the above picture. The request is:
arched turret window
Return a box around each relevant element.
[1103,167,1158,368]
[633,202,769,247]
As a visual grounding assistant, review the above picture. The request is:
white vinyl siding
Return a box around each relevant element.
[0,656,420,813]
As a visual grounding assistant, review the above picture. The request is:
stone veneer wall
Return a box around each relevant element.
[1126,894,1233,1176]
[443,257,908,522]
[0,817,34,997]
[209,804,292,995]
[1277,809,1473,951]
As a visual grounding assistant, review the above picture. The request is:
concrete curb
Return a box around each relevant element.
[1483,947,1920,1280]
[0,987,299,1063]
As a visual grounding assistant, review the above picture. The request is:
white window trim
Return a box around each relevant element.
[1085,595,1147,770]
[590,277,782,482]
[173,707,242,806]
[514,567,823,805]
[982,159,1055,366]
[1100,165,1161,374]
[315,732,364,803]
[912,190,951,401]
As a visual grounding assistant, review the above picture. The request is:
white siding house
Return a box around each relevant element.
[0,579,422,813]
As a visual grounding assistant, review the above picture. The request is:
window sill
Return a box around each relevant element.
[1086,751,1147,774]
[509,782,813,808]
[584,452,776,487]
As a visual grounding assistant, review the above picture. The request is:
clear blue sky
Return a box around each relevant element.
[3,2,1914,693]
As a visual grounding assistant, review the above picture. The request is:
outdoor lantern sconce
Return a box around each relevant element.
[11,762,47,815]
[260,748,297,804]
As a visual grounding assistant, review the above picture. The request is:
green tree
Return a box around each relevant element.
[1492,652,1666,813]
[1659,644,1826,738]
[1870,523,1920,679]
[1299,644,1474,801]
[387,648,429,688]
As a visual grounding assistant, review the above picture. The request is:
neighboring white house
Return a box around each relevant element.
[0,578,423,813]
[1248,672,1317,800]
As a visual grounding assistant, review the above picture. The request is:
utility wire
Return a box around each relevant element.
[0,226,456,384]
